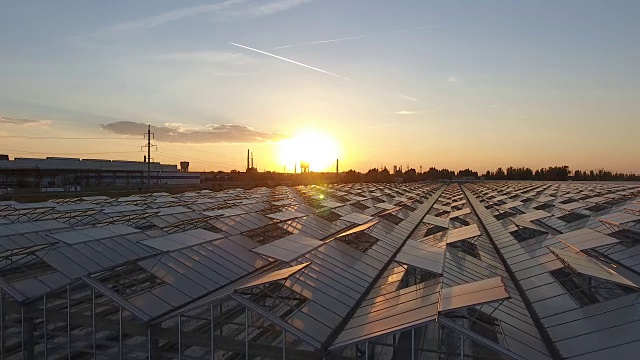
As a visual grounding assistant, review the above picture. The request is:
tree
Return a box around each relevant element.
[546,166,570,181]
[403,168,417,182]
[457,168,478,178]
[344,169,361,183]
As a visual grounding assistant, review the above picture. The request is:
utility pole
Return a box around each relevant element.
[142,124,156,193]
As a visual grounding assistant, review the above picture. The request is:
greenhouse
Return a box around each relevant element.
[1,181,640,359]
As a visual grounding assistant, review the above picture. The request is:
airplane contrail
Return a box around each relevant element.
[274,35,368,49]
[272,25,438,50]
[229,42,350,80]
[399,95,419,102]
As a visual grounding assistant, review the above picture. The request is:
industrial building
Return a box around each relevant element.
[0,157,200,188]
[1,181,640,359]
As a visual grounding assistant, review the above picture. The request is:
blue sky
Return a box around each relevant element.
[1,0,639,172]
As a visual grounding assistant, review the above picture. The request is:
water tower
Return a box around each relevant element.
[180,161,189,173]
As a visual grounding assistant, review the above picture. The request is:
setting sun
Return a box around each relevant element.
[278,130,340,172]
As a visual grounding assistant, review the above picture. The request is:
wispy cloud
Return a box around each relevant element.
[273,25,438,50]
[447,76,458,83]
[489,104,500,109]
[229,42,350,80]
[110,0,310,32]
[208,0,310,20]
[101,121,287,144]
[0,115,51,126]
[399,95,419,102]
[110,0,252,32]
[65,0,311,49]
[246,0,311,17]
[63,1,244,47]
[395,111,425,115]
[163,123,202,133]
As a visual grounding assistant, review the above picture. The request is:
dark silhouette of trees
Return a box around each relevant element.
[361,167,393,183]
[403,168,417,182]
[343,169,361,183]
[421,167,455,180]
[570,168,636,181]
[506,167,533,180]
[486,166,567,181]
[340,164,639,183]
[457,168,478,178]
[481,165,640,181]
[546,166,570,181]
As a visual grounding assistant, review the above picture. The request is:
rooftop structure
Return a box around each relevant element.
[0,181,640,359]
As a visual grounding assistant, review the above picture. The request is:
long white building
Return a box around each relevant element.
[0,157,200,187]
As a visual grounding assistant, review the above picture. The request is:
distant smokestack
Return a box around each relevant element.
[247,149,250,171]
[251,152,254,169]
[336,159,339,174]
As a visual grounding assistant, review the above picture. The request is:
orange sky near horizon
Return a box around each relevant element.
[1,120,639,175]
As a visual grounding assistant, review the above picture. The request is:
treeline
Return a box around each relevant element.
[572,169,640,181]
[341,165,640,183]
[483,166,571,181]
[343,167,456,183]
[482,166,640,181]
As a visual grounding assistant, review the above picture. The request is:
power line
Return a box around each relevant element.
[156,151,241,168]
[161,143,246,161]
[0,136,138,140]
[159,152,239,166]
[142,125,156,192]
[2,132,251,162]
[2,126,255,160]
[0,126,128,137]
[2,127,266,170]
[0,148,138,156]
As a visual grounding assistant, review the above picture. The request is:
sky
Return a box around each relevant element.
[1,0,639,173]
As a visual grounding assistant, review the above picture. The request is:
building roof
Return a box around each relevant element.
[1,181,640,359]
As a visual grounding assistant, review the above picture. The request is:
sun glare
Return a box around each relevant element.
[279,131,339,172]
